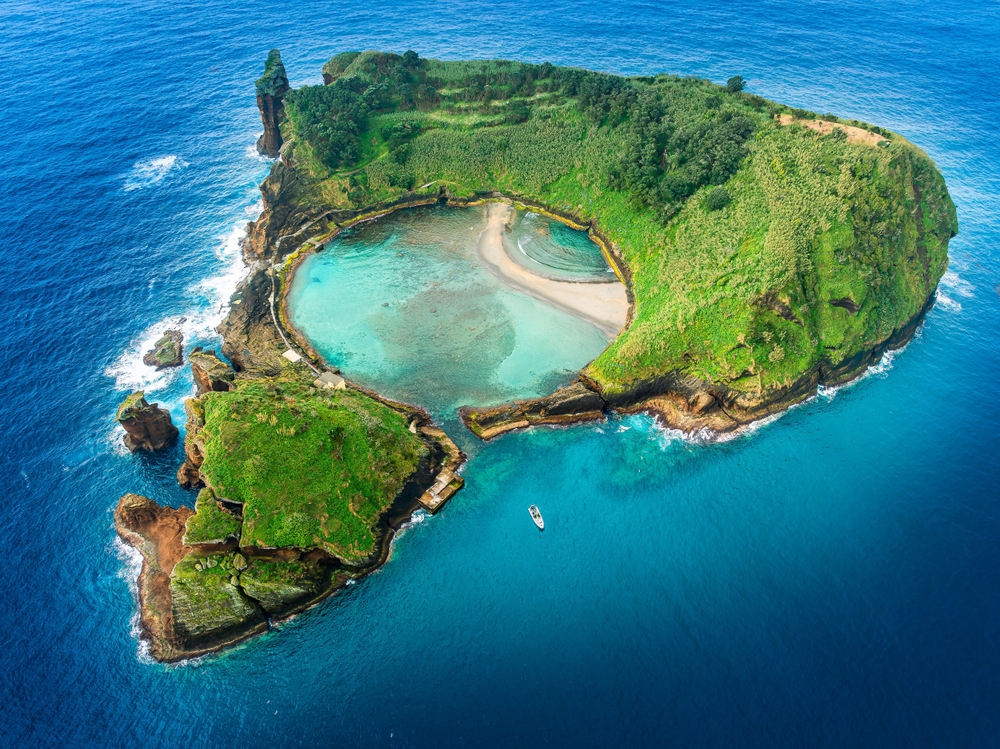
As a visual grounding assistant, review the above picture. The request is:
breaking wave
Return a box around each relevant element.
[104,210,256,393]
[122,155,188,191]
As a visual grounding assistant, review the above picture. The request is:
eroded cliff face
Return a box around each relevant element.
[116,392,178,451]
[255,49,289,158]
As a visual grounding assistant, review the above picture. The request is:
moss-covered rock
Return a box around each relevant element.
[239,556,331,616]
[194,376,429,563]
[169,552,266,646]
[143,330,183,369]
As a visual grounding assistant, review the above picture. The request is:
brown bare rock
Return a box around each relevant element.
[255,50,289,158]
[114,493,193,661]
[189,349,235,394]
[116,392,178,452]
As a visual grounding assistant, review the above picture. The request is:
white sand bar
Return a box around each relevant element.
[475,203,629,335]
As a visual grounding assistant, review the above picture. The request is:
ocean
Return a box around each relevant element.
[1,0,998,746]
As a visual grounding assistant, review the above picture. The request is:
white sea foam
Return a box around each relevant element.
[935,289,963,312]
[244,142,272,163]
[940,269,974,298]
[114,537,154,664]
[122,155,188,191]
[105,213,254,394]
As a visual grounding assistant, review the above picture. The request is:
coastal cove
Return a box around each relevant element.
[5,1,1000,745]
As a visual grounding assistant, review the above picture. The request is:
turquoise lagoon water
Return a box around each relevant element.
[506,210,616,281]
[3,0,1000,746]
[288,205,613,421]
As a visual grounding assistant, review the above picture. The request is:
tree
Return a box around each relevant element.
[726,75,746,93]
[705,186,732,211]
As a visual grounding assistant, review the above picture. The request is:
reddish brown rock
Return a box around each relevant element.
[116,392,178,452]
[189,349,235,394]
[114,493,193,661]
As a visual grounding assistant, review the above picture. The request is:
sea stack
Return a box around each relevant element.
[116,392,179,452]
[255,49,289,157]
[142,329,184,369]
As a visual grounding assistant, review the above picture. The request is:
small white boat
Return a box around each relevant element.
[528,504,544,530]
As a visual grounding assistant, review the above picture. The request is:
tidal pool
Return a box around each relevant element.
[287,205,623,420]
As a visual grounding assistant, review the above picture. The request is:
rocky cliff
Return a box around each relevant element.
[116,392,178,451]
[255,49,289,158]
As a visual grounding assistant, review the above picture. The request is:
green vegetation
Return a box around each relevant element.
[195,377,427,562]
[169,552,263,642]
[183,488,241,545]
[143,330,182,368]
[256,49,289,97]
[277,51,956,402]
[115,391,146,421]
[239,556,330,614]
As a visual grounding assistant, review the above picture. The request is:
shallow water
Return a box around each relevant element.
[288,205,612,420]
[506,210,615,281]
[2,0,1000,747]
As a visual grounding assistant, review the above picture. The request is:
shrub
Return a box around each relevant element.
[704,186,732,211]
[726,75,746,93]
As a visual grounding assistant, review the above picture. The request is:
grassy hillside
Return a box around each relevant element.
[195,377,427,563]
[278,51,956,400]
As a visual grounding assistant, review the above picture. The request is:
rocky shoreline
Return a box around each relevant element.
[460,287,936,440]
[242,149,938,443]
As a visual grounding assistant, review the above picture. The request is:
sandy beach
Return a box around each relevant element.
[475,203,629,335]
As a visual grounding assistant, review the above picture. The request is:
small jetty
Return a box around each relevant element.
[417,427,466,514]
[529,504,544,530]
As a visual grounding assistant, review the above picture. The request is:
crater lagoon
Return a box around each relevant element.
[287,204,623,422]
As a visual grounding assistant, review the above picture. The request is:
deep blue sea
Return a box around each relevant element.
[2,1,999,746]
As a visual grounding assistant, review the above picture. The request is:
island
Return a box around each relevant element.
[115,49,956,661]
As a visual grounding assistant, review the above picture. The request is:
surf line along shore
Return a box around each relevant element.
[474,202,629,336]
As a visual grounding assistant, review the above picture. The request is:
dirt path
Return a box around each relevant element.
[777,113,886,146]
[475,203,629,336]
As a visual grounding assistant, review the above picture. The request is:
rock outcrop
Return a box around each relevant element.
[114,493,194,661]
[189,348,235,394]
[116,392,178,452]
[255,49,289,158]
[176,398,205,488]
[459,380,607,440]
[142,329,184,369]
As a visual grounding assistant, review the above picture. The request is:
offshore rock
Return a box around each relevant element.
[255,49,289,157]
[189,348,235,394]
[460,380,607,440]
[116,392,178,452]
[142,329,183,369]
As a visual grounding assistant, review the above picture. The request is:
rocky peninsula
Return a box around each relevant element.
[115,49,956,661]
